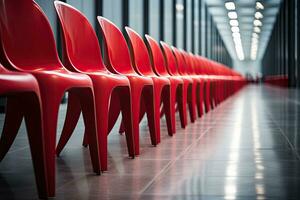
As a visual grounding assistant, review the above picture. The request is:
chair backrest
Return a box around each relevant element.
[186,53,196,75]
[160,42,178,76]
[183,52,196,75]
[144,35,169,76]
[125,27,155,76]
[0,0,61,71]
[54,1,105,73]
[172,47,187,75]
[97,17,135,75]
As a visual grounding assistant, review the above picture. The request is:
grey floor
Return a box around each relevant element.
[0,85,300,200]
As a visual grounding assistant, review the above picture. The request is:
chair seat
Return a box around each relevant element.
[0,70,39,94]
[31,69,93,89]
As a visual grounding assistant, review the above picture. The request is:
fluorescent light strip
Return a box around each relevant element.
[225,2,236,10]
[228,11,238,19]
[255,12,263,19]
[230,20,239,26]
[256,2,264,10]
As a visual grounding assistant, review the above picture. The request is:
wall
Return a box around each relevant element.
[234,59,262,77]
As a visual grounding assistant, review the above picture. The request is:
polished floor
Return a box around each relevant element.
[0,85,300,200]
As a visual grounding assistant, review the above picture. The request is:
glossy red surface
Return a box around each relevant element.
[0,0,101,197]
[54,1,135,172]
[125,27,172,143]
[0,64,47,198]
[98,17,157,155]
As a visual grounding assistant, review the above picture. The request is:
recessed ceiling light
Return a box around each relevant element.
[231,26,240,33]
[254,27,261,33]
[232,32,241,38]
[252,33,259,38]
[253,19,262,26]
[255,12,263,19]
[252,37,259,44]
[176,3,184,12]
[256,2,264,10]
[225,2,236,10]
[229,20,239,26]
[228,11,238,19]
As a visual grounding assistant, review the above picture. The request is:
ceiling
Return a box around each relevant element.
[206,0,282,61]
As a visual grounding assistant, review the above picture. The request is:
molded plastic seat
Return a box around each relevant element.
[171,47,198,122]
[54,1,134,171]
[125,27,172,143]
[160,42,194,126]
[98,17,157,155]
[145,35,185,133]
[0,0,100,197]
[0,64,47,199]
[182,52,205,117]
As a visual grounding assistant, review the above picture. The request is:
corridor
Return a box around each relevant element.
[1,85,299,199]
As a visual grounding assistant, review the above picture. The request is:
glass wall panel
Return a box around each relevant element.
[194,0,200,54]
[186,0,192,52]
[164,0,173,44]
[35,0,57,41]
[176,0,184,48]
[129,0,143,35]
[67,0,96,27]
[103,0,122,28]
[149,0,160,40]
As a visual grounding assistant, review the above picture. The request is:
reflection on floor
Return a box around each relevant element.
[0,85,300,199]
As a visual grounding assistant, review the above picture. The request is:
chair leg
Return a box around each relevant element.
[177,85,186,129]
[39,89,63,197]
[196,83,203,118]
[143,86,157,146]
[77,88,101,174]
[129,84,144,155]
[162,86,173,136]
[119,87,135,158]
[56,92,81,156]
[188,84,196,123]
[22,92,48,199]
[108,91,121,134]
[152,83,163,143]
[91,88,111,171]
[0,96,23,161]
[204,81,210,113]
[170,83,178,134]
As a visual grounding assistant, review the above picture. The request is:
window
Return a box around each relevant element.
[103,0,122,28]
[194,0,200,54]
[129,0,143,35]
[164,0,173,44]
[186,0,192,52]
[67,0,96,27]
[149,0,160,40]
[176,0,184,48]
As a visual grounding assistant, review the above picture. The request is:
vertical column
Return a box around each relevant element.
[172,0,177,46]
[183,0,187,50]
[198,0,202,55]
[143,0,149,35]
[122,0,129,28]
[191,0,195,53]
[159,0,165,41]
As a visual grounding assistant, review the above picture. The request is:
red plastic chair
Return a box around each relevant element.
[181,51,204,118]
[144,35,185,133]
[197,56,212,113]
[160,42,194,126]
[98,17,157,155]
[0,64,48,198]
[125,27,172,142]
[171,47,198,122]
[54,1,134,171]
[0,0,100,196]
